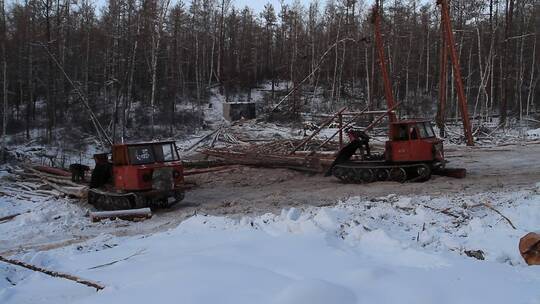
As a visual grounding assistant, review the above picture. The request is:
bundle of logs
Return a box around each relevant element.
[200,138,342,173]
[202,148,334,173]
[194,107,393,172]
[222,139,341,155]
[0,164,87,200]
[185,126,247,151]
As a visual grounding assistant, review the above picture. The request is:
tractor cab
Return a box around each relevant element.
[110,141,184,191]
[386,120,444,163]
[88,141,185,210]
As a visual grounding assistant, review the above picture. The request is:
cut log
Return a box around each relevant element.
[24,166,72,181]
[185,128,222,151]
[182,159,230,169]
[41,180,87,198]
[290,107,347,154]
[520,232,540,265]
[90,208,152,222]
[34,189,63,197]
[0,212,27,222]
[32,165,71,177]
[27,170,82,187]
[202,149,334,173]
[184,165,240,176]
[0,255,105,290]
[308,104,373,155]
[293,151,337,157]
[2,185,50,197]
[0,190,40,201]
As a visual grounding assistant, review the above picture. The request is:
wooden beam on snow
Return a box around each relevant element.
[89,208,152,222]
[0,255,105,291]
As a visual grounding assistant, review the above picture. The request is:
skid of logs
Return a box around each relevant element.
[197,135,346,173]
[0,164,87,199]
[201,148,334,173]
[194,107,387,173]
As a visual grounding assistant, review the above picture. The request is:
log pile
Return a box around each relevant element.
[190,107,386,172]
[196,130,345,173]
[191,123,350,172]
[186,126,248,151]
[230,139,340,155]
[202,148,334,173]
[0,164,88,200]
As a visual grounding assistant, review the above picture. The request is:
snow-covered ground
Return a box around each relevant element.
[2,183,540,303]
[527,128,540,139]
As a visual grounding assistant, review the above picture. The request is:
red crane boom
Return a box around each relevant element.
[371,6,397,123]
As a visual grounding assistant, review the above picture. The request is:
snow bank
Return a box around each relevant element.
[527,128,540,139]
[2,188,540,304]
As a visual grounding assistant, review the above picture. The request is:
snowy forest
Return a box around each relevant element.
[0,0,538,144]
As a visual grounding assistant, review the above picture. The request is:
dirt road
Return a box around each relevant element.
[3,142,540,255]
[175,143,540,216]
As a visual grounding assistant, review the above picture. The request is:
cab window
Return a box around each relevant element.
[394,125,409,141]
[128,145,155,165]
[417,124,429,138]
[409,126,419,140]
[425,123,435,137]
[418,122,435,138]
[159,143,179,162]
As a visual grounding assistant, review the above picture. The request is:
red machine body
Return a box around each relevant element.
[386,120,444,163]
[88,141,186,210]
[111,141,184,191]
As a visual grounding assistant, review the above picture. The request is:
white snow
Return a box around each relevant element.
[2,186,540,303]
[527,128,540,139]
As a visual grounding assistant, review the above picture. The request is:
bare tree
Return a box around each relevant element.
[1,0,7,161]
[149,0,171,137]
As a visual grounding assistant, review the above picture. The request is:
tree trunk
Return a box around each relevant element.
[501,0,515,127]
[150,0,171,138]
[1,0,7,162]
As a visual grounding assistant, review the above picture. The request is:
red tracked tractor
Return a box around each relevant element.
[88,141,186,210]
[327,121,460,183]
[326,5,466,183]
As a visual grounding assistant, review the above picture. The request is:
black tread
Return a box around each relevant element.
[88,188,185,211]
[332,162,432,183]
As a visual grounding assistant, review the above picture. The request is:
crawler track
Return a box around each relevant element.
[331,161,433,183]
[88,188,185,211]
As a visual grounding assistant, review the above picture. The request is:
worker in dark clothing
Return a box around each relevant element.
[325,128,371,176]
